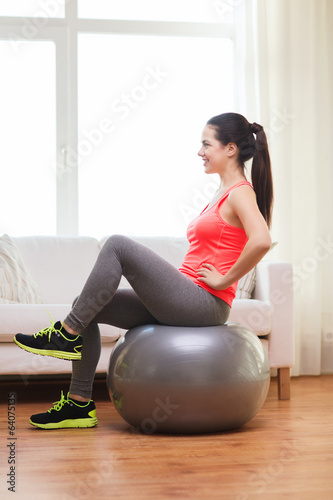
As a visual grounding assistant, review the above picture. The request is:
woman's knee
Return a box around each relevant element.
[102,234,133,258]
[104,234,130,247]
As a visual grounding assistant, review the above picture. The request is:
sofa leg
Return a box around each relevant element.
[277,367,291,400]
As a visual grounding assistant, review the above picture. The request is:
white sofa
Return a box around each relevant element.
[0,235,294,399]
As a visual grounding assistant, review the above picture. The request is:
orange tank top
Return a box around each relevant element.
[179,181,252,306]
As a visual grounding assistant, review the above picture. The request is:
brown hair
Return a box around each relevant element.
[207,112,273,228]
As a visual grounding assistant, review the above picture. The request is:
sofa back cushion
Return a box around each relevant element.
[99,236,189,267]
[99,236,189,288]
[12,236,100,304]
[9,235,258,305]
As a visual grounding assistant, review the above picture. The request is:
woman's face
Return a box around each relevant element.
[198,126,230,175]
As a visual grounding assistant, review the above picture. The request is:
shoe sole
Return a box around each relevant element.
[13,337,82,361]
[29,417,98,429]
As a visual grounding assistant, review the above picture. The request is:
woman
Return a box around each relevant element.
[14,112,273,429]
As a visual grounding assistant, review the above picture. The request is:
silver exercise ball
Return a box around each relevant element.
[107,323,270,434]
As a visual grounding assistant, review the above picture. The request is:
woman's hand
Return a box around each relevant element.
[196,263,229,290]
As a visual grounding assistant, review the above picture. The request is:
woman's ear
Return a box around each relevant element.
[227,142,237,157]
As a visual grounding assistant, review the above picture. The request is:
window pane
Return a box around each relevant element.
[79,0,233,23]
[0,41,56,236]
[0,0,65,17]
[78,34,233,238]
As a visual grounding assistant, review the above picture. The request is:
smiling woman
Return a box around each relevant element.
[199,127,233,176]
[13,111,273,430]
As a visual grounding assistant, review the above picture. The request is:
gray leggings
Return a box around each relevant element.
[65,235,230,398]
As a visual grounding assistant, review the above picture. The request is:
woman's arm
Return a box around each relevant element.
[196,185,271,290]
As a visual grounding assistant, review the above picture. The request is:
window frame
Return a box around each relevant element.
[0,1,234,235]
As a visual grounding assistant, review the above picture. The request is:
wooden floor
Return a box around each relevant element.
[0,375,332,500]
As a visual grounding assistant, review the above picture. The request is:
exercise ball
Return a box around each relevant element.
[107,323,270,434]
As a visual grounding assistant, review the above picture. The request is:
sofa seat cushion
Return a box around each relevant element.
[0,304,123,343]
[0,300,271,342]
[0,342,115,376]
[228,299,271,336]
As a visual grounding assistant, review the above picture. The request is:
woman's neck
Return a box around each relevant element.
[216,173,247,194]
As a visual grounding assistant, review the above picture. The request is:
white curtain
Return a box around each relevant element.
[235,0,333,375]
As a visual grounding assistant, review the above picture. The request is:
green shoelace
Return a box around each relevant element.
[33,314,63,341]
[48,391,67,413]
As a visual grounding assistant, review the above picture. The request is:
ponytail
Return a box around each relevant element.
[250,123,273,228]
[207,113,274,228]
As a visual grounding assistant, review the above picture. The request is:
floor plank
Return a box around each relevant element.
[0,376,333,500]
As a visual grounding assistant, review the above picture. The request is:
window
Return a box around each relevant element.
[0,40,57,235]
[0,2,234,237]
[0,0,65,18]
[78,0,233,23]
[78,33,233,237]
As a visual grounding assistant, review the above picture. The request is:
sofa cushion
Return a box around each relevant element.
[0,234,42,304]
[0,342,114,376]
[100,235,190,289]
[12,236,100,304]
[100,235,189,266]
[228,299,271,336]
[235,268,256,299]
[0,303,123,342]
[100,236,258,299]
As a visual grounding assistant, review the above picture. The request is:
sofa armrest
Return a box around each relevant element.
[253,261,294,369]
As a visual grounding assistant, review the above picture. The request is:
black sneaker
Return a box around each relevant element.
[14,320,82,361]
[30,391,98,429]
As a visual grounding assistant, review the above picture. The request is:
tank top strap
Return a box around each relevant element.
[216,180,253,209]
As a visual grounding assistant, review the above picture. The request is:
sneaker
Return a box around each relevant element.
[14,320,82,361]
[30,391,98,429]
